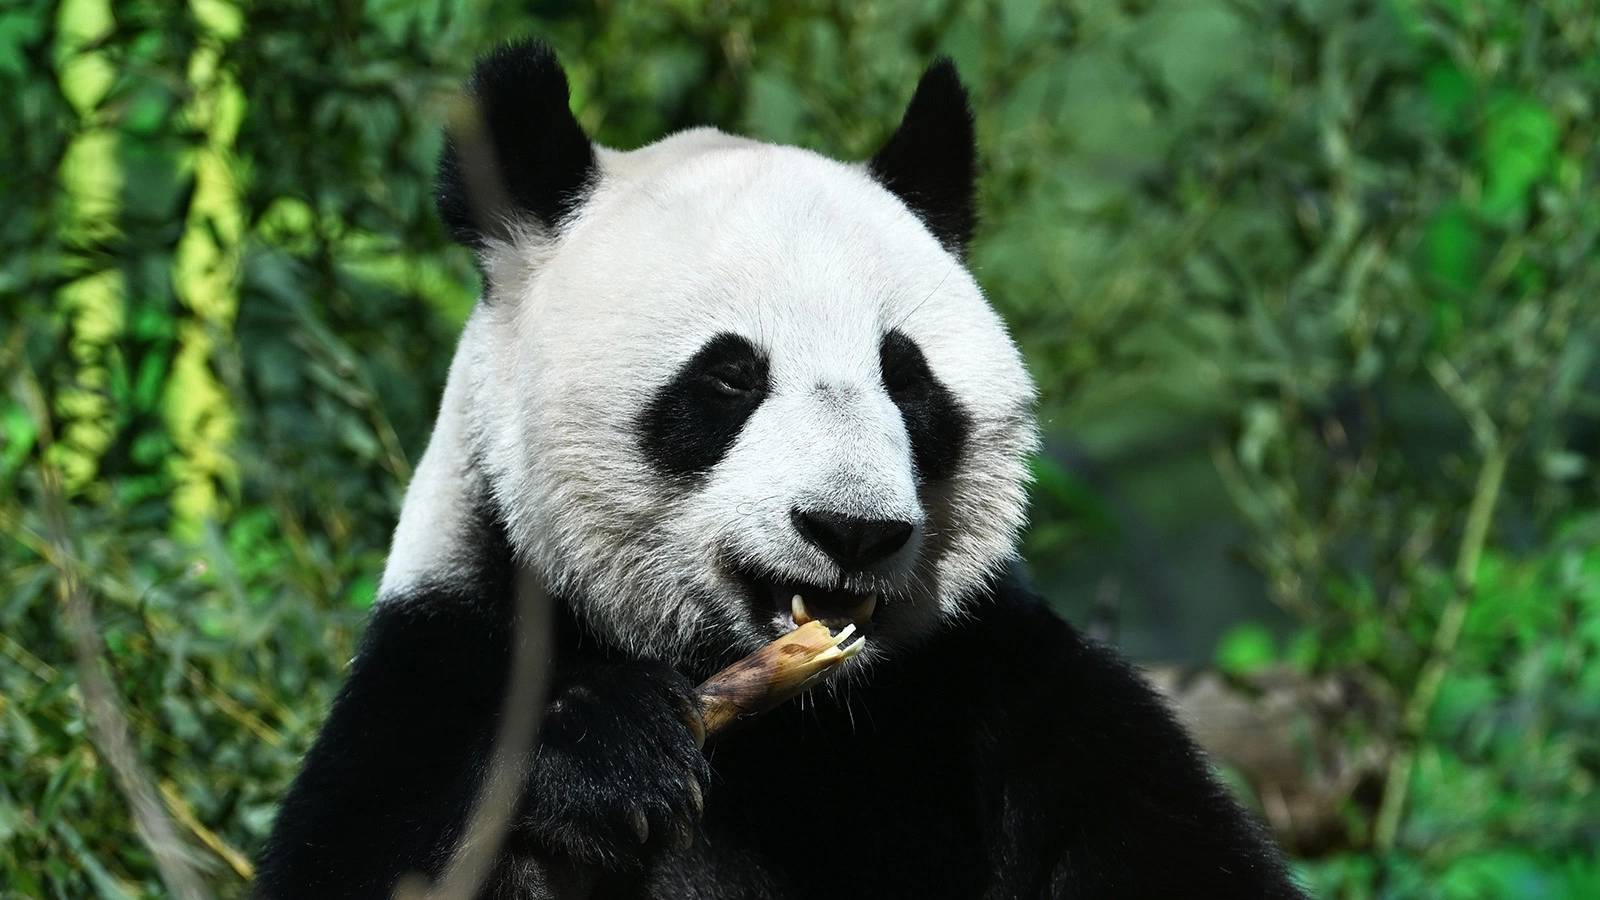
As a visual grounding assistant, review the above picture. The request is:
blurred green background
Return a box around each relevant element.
[4,0,1599,896]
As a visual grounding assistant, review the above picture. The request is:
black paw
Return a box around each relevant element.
[519,662,710,866]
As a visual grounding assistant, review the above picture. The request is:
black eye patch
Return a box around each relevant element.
[639,333,770,480]
[880,330,971,483]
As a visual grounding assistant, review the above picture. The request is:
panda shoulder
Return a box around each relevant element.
[955,571,1199,756]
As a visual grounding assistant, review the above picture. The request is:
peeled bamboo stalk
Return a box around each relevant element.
[692,621,863,743]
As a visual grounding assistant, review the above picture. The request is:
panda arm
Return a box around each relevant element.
[974,579,1309,900]
[253,587,513,899]
[255,585,712,900]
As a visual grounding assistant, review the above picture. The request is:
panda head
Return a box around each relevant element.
[436,40,1037,672]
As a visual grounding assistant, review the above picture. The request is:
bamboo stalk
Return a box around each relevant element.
[694,621,864,743]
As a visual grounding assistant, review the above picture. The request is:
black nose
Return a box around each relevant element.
[791,510,915,570]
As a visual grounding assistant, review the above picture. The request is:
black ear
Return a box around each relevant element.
[867,59,978,257]
[435,39,597,249]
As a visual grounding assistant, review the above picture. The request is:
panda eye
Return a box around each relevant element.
[879,329,972,484]
[703,364,763,397]
[641,332,770,479]
[683,334,769,399]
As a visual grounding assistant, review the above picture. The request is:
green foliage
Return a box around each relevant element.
[1215,622,1278,676]
[3,0,1598,896]
[1167,1,1600,895]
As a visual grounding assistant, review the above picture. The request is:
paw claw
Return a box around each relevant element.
[629,807,650,845]
[683,706,707,748]
[688,774,704,814]
[670,818,694,851]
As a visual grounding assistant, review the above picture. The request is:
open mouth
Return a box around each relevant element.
[733,567,879,637]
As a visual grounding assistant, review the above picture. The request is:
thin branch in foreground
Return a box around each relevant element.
[393,569,553,900]
[390,93,559,900]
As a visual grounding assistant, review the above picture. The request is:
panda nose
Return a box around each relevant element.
[791,510,915,570]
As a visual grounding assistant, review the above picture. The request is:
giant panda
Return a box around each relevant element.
[256,39,1309,900]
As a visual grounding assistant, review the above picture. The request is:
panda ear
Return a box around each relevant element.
[867,58,978,257]
[435,39,597,249]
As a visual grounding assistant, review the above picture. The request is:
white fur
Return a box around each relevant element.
[382,128,1038,666]
[380,312,489,597]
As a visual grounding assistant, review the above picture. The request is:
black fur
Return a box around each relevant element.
[520,661,710,868]
[639,333,771,481]
[435,39,597,249]
[881,329,971,482]
[256,487,1308,898]
[868,58,979,256]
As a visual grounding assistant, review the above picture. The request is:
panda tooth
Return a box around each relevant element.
[791,594,813,626]
[855,592,878,624]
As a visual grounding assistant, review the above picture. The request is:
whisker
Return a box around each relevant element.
[892,261,957,332]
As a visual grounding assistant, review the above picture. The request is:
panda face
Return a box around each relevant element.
[463,137,1033,670]
[424,45,1036,671]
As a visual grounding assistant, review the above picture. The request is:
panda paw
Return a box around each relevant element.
[520,662,710,866]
